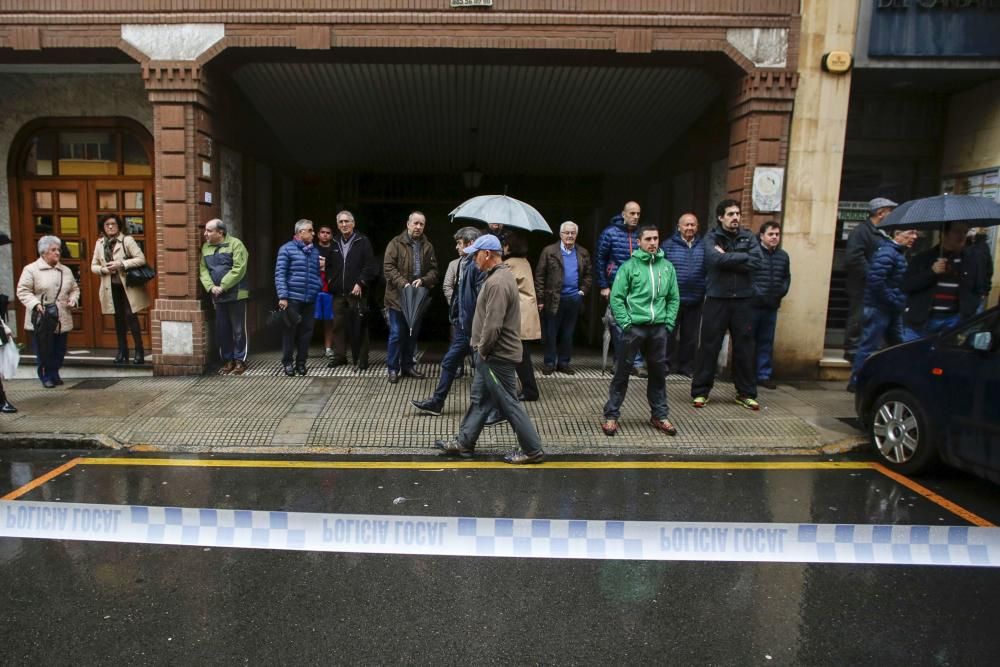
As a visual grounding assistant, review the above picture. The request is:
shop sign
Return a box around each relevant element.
[838,201,870,241]
[451,0,493,6]
[870,0,1000,57]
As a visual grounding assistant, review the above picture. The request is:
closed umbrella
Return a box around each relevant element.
[399,285,432,337]
[450,194,552,234]
[601,309,614,375]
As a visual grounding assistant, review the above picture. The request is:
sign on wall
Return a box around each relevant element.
[752,167,784,213]
[870,1,1000,58]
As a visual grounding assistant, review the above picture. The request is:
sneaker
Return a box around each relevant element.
[600,419,618,436]
[504,449,545,465]
[557,364,576,376]
[230,360,247,376]
[295,364,307,376]
[283,364,295,377]
[327,357,348,368]
[735,395,760,411]
[649,418,678,436]
[542,365,555,376]
[692,396,709,408]
[434,438,474,458]
[325,348,334,359]
[411,398,444,416]
[220,360,236,375]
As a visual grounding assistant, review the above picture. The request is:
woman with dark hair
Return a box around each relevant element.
[91,214,150,364]
[502,230,541,401]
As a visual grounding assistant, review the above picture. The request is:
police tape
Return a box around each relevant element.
[2,499,998,567]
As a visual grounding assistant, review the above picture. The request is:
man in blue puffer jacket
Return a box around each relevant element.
[661,213,706,377]
[596,201,645,374]
[275,218,323,376]
[848,226,918,391]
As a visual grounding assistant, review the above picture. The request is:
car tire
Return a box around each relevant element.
[870,388,938,475]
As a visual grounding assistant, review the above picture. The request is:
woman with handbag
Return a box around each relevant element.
[91,214,150,364]
[1,231,17,411]
[16,235,80,388]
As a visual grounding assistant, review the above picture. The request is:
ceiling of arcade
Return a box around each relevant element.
[228,59,723,176]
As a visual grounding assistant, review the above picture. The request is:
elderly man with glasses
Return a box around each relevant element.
[534,220,591,375]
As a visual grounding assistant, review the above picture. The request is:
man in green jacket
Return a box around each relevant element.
[200,219,250,374]
[601,224,680,437]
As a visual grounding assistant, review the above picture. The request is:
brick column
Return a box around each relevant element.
[726,70,798,230]
[144,62,220,375]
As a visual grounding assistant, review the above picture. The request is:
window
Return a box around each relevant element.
[940,312,998,350]
[20,125,151,177]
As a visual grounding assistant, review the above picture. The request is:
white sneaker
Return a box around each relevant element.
[324,348,334,358]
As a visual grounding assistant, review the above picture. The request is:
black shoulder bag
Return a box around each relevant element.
[123,237,156,288]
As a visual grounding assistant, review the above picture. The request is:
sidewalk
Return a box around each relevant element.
[0,347,866,456]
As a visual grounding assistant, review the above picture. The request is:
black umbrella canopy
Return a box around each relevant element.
[877,194,1000,230]
[399,285,432,336]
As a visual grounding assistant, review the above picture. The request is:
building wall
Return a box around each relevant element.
[941,78,1000,306]
[0,70,151,321]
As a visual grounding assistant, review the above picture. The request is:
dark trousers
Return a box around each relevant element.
[542,294,582,367]
[850,306,903,384]
[603,324,669,420]
[691,297,756,399]
[110,281,143,355]
[215,299,248,362]
[432,327,471,404]
[457,355,542,454]
[844,279,864,356]
[33,332,67,384]
[387,308,417,373]
[515,343,539,400]
[331,294,370,364]
[668,301,702,375]
[751,306,778,381]
[281,300,315,367]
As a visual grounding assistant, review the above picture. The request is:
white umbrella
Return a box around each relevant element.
[449,194,552,234]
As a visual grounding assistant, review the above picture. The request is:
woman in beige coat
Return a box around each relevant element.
[91,214,150,364]
[16,235,81,387]
[503,231,541,402]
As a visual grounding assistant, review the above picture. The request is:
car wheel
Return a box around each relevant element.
[870,388,938,475]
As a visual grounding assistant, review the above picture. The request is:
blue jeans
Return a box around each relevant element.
[901,313,962,343]
[432,327,471,403]
[752,307,778,381]
[850,307,903,383]
[543,294,582,367]
[387,308,416,373]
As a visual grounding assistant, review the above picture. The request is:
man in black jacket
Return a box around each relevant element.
[844,198,896,360]
[327,211,379,370]
[901,222,991,341]
[750,222,791,390]
[691,199,762,410]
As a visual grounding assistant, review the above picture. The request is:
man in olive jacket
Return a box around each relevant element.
[534,220,592,374]
[434,235,545,465]
[602,224,680,437]
[200,219,250,375]
[382,211,438,383]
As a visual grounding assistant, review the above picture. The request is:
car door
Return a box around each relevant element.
[935,310,1000,473]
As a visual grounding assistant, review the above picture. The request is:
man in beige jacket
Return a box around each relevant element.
[434,234,545,465]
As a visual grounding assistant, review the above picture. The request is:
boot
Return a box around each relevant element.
[113,348,128,364]
[133,348,145,365]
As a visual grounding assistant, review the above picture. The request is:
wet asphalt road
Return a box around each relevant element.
[1,449,999,666]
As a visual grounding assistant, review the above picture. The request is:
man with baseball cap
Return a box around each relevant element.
[434,234,545,464]
[843,197,897,361]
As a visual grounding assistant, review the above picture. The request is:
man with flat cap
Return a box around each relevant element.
[434,234,546,465]
[844,197,897,361]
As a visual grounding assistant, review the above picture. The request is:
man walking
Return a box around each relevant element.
[844,198,896,361]
[434,235,546,465]
[411,227,484,415]
[596,200,645,376]
[750,221,791,390]
[848,227,918,391]
[691,199,762,410]
[383,211,438,384]
[901,222,990,341]
[275,218,323,376]
[661,213,706,377]
[327,211,378,370]
[601,224,680,437]
[534,221,591,375]
[200,219,250,375]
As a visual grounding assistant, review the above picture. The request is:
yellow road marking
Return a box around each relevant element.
[1,458,83,500]
[870,463,996,528]
[78,458,874,471]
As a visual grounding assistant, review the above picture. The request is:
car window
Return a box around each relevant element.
[940,312,998,350]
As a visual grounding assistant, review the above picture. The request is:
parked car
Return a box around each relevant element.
[854,305,1000,483]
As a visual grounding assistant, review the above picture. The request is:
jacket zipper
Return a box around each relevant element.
[647,260,656,322]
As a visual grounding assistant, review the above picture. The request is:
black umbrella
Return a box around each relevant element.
[347,296,368,364]
[399,285,432,337]
[877,194,1000,231]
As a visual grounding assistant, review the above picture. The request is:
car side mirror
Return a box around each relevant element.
[971,331,992,352]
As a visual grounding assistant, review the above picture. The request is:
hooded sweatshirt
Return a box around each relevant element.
[609,246,680,332]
